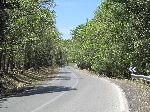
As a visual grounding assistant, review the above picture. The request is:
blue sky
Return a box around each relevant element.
[54,0,101,39]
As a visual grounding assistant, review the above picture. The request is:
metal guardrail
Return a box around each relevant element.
[131,74,150,84]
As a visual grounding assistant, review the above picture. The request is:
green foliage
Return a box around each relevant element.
[68,0,150,78]
[0,0,66,75]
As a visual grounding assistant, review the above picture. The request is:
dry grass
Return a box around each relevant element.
[0,67,59,97]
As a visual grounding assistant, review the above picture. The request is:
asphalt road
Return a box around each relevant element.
[0,67,129,112]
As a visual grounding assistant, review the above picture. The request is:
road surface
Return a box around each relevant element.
[0,67,129,112]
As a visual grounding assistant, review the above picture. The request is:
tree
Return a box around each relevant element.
[0,0,66,76]
[67,0,150,78]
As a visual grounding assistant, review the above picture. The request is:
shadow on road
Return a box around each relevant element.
[0,98,7,108]
[49,71,72,80]
[54,76,71,80]
[0,86,77,109]
[10,86,77,97]
[57,71,71,75]
[0,71,77,107]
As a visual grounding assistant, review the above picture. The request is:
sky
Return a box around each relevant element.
[54,0,101,39]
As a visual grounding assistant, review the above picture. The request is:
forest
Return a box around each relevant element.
[0,1,149,111]
[0,0,66,93]
[65,0,150,79]
[0,0,150,93]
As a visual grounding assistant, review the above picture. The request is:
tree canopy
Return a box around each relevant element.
[0,0,66,76]
[67,0,150,78]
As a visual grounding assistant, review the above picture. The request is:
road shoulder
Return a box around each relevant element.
[69,66,150,112]
[69,67,129,112]
[110,78,150,112]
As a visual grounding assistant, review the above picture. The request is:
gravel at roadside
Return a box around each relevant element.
[73,67,150,112]
[109,78,150,112]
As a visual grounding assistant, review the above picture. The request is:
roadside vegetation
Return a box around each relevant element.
[65,0,150,79]
[1,0,149,96]
[0,0,66,94]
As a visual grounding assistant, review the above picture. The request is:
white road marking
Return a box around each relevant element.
[31,67,129,112]
[115,84,129,112]
[76,68,129,112]
[30,72,79,112]
[100,78,129,112]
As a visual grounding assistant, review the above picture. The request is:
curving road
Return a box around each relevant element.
[0,67,129,112]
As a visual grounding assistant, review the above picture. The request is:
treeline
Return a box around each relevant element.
[67,0,150,78]
[0,0,66,77]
